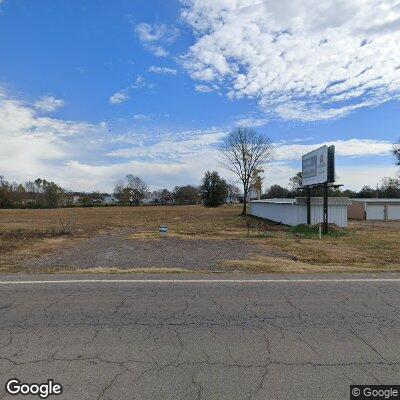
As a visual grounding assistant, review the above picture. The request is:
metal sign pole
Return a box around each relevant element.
[323,182,328,234]
[307,187,311,225]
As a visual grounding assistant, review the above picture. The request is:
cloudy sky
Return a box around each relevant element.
[0,0,399,192]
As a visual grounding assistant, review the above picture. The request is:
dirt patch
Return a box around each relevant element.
[23,228,289,272]
[3,206,399,273]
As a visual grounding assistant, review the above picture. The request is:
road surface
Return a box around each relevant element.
[1,274,400,399]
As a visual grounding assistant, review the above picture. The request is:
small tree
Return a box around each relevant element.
[173,185,201,204]
[287,172,303,197]
[227,182,241,203]
[357,185,376,198]
[251,169,263,199]
[0,176,12,208]
[289,172,302,191]
[201,171,229,208]
[394,141,400,167]
[220,127,273,214]
[264,184,289,199]
[114,180,131,203]
[157,189,174,205]
[153,189,173,204]
[380,177,400,198]
[113,175,148,205]
[126,175,148,206]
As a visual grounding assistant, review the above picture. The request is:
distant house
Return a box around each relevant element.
[91,198,103,204]
[142,191,159,205]
[235,185,261,203]
[103,195,120,205]
[72,195,81,204]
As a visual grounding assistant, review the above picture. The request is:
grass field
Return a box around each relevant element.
[0,205,399,273]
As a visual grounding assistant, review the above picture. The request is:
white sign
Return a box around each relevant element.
[302,146,328,187]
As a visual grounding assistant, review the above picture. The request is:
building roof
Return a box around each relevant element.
[351,198,400,204]
[250,198,296,204]
[296,197,351,205]
[251,197,351,205]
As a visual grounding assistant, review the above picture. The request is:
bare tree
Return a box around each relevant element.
[113,175,148,205]
[126,175,148,206]
[155,189,174,205]
[113,180,130,203]
[220,127,273,214]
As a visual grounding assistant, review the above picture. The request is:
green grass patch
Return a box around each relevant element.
[288,224,347,239]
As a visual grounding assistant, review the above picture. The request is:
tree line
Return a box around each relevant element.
[1,129,399,210]
[112,172,232,207]
[0,173,234,209]
[0,177,69,208]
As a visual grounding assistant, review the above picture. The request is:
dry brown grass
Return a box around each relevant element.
[6,266,198,275]
[0,205,399,273]
[252,220,400,269]
[217,254,400,273]
[0,205,244,271]
[0,205,244,236]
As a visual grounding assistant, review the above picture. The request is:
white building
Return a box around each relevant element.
[103,195,119,205]
[142,191,158,205]
[348,198,400,220]
[249,197,350,227]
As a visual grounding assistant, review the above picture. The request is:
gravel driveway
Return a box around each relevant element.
[25,228,272,271]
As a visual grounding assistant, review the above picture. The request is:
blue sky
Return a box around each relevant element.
[0,0,399,192]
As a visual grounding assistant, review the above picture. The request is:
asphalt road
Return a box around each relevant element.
[1,274,400,400]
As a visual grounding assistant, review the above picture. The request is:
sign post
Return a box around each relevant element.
[301,145,335,234]
[323,182,328,234]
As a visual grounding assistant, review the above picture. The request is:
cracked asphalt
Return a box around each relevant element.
[1,274,400,399]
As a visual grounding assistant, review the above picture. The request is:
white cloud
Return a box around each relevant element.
[148,66,177,75]
[263,163,398,191]
[195,84,214,93]
[133,114,153,121]
[109,90,129,105]
[135,23,180,57]
[0,92,103,187]
[274,139,394,161]
[336,165,398,190]
[66,159,206,191]
[107,129,225,161]
[34,95,65,112]
[181,0,400,120]
[234,116,269,127]
[0,87,397,192]
[110,76,153,105]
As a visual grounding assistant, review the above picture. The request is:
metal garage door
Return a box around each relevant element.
[387,205,400,220]
[366,204,385,220]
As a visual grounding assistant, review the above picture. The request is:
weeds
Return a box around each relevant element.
[0,205,399,273]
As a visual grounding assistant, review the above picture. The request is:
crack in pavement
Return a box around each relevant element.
[1,278,400,399]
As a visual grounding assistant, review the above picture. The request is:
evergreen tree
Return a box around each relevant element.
[201,171,229,208]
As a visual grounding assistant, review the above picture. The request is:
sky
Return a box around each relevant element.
[0,0,399,192]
